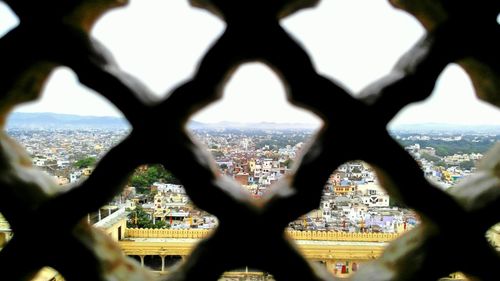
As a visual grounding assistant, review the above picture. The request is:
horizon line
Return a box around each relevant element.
[10,111,500,127]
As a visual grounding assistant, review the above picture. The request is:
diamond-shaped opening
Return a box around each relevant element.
[282,0,423,94]
[189,62,322,193]
[5,66,131,239]
[8,67,130,187]
[92,0,224,97]
[123,164,202,230]
[86,1,224,254]
[2,67,160,278]
[0,2,19,37]
[287,160,418,278]
[187,63,323,276]
[297,160,418,231]
[389,65,500,191]
[385,63,500,280]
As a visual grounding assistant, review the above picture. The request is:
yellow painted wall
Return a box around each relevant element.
[125,228,400,242]
[102,218,127,241]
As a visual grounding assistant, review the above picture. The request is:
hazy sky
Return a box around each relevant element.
[1,1,499,125]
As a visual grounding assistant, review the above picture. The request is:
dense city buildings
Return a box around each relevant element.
[1,123,498,280]
[5,126,498,234]
[7,128,128,186]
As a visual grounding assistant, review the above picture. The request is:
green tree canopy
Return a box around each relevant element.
[459,160,475,171]
[74,157,96,168]
[129,164,179,193]
[127,205,170,229]
[420,152,441,163]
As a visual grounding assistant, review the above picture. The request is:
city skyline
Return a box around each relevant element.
[1,1,499,126]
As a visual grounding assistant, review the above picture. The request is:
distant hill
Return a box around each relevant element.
[6,112,320,130]
[188,121,319,130]
[15,113,495,133]
[193,121,499,132]
[10,113,497,133]
[7,112,130,129]
[389,123,500,134]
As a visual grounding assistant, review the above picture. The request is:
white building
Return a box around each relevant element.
[57,160,70,168]
[362,194,390,207]
[153,182,185,194]
[33,157,46,167]
[70,171,82,183]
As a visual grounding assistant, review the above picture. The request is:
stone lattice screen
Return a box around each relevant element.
[0,0,499,280]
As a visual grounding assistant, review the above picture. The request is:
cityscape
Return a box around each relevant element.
[2,113,499,280]
[2,0,499,279]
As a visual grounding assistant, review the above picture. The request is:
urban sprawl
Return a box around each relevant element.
[7,126,498,234]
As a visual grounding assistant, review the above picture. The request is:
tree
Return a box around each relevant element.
[130,174,150,193]
[420,152,441,163]
[459,160,475,171]
[351,167,362,174]
[74,157,97,168]
[153,220,169,229]
[127,206,170,229]
[435,160,448,168]
[211,150,224,158]
[127,206,152,228]
[283,158,293,169]
[128,164,179,194]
